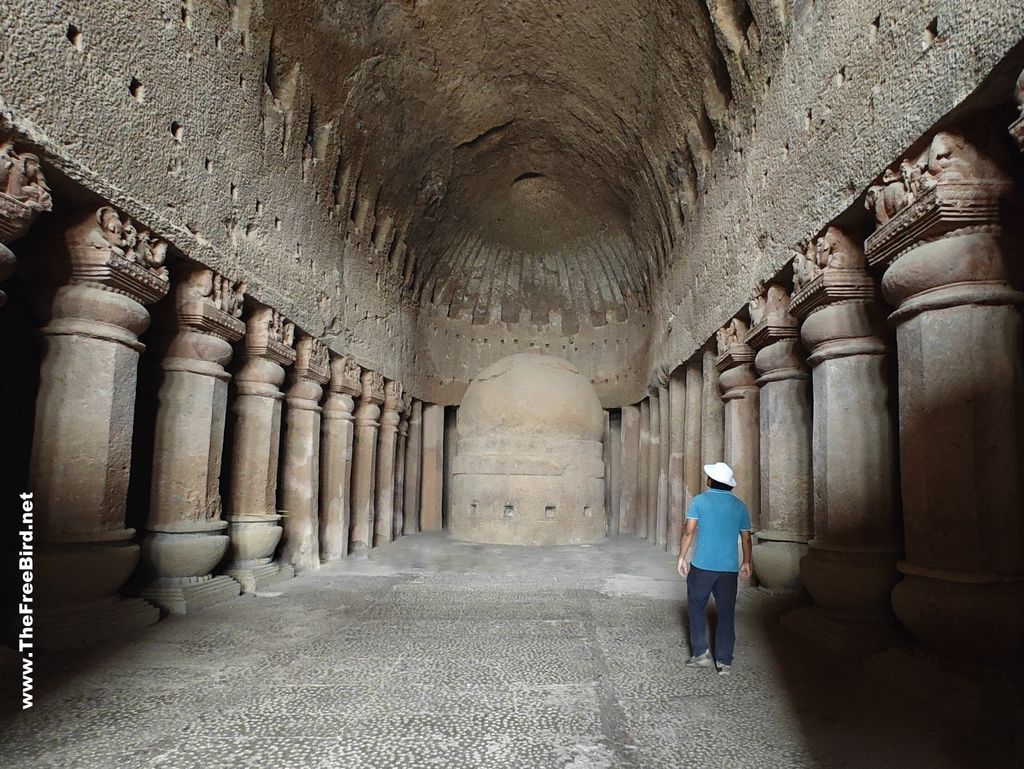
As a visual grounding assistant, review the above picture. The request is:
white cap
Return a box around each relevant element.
[703,462,737,487]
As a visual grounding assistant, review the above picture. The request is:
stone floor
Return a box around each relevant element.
[0,534,1011,768]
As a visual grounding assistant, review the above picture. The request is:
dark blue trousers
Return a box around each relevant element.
[686,565,738,664]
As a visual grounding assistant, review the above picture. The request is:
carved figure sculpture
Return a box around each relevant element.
[764,283,791,321]
[816,226,865,271]
[716,318,747,355]
[748,285,767,326]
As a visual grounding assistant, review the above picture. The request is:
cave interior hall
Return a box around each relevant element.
[2,1,1024,767]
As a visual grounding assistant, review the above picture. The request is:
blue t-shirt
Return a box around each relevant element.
[686,489,752,572]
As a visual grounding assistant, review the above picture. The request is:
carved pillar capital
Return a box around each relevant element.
[864,130,1022,321]
[61,206,171,305]
[323,354,360,421]
[380,378,403,429]
[0,141,52,305]
[235,303,295,398]
[790,227,887,366]
[287,333,329,409]
[158,266,246,377]
[397,393,413,438]
[174,266,246,338]
[746,282,807,384]
[329,354,363,396]
[715,318,756,398]
[0,140,52,242]
[355,368,384,425]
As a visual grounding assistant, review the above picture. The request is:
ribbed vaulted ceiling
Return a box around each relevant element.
[261,0,770,331]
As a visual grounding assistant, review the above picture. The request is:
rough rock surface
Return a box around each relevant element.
[2,1,1022,401]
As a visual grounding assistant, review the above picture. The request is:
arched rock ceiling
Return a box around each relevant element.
[262,0,770,331]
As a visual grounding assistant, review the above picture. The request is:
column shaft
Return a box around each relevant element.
[865,132,1024,662]
[682,359,703,514]
[374,380,402,546]
[320,356,358,561]
[783,227,904,654]
[224,304,296,592]
[402,400,423,535]
[393,396,411,539]
[618,404,640,534]
[350,369,384,554]
[280,335,328,573]
[656,382,671,549]
[608,410,622,537]
[141,267,245,613]
[420,403,445,531]
[668,369,686,555]
[29,206,167,646]
[700,349,725,464]
[748,284,812,591]
[637,398,650,539]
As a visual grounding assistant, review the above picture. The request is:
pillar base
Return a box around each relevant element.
[865,645,1024,731]
[782,605,908,657]
[35,595,159,650]
[751,538,808,592]
[224,561,294,594]
[137,574,241,615]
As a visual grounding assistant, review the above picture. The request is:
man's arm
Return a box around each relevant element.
[677,518,697,577]
[739,531,753,581]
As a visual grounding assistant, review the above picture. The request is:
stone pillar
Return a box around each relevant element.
[618,404,640,534]
[402,399,423,535]
[700,348,724,465]
[320,355,360,561]
[393,393,412,539]
[656,377,671,549]
[864,131,1024,670]
[682,358,703,514]
[350,369,384,554]
[608,410,622,537]
[29,206,168,647]
[667,370,686,555]
[420,403,445,531]
[603,411,613,535]
[637,398,650,539]
[140,267,245,614]
[648,391,662,542]
[715,319,761,528]
[280,334,329,573]
[746,282,813,592]
[223,304,296,592]
[781,227,903,655]
[373,379,402,546]
[0,142,51,305]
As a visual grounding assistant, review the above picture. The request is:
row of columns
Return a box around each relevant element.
[0,160,446,648]
[606,89,1024,692]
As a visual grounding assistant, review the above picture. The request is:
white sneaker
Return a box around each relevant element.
[716,663,732,676]
[685,650,714,668]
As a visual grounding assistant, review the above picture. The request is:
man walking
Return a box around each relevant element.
[676,462,752,675]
